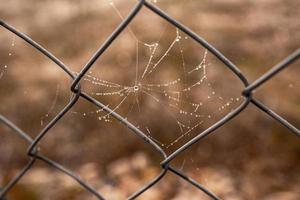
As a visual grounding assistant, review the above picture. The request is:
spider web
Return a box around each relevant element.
[0,1,242,150]
[71,0,243,149]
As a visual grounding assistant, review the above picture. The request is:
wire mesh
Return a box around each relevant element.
[0,1,299,199]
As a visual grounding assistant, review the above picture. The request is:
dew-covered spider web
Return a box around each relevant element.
[70,0,244,150]
[0,0,243,151]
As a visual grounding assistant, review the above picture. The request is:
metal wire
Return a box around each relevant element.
[0,1,299,199]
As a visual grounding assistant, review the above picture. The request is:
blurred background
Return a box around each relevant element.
[0,0,299,199]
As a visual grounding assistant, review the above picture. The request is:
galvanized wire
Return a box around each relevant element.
[0,1,299,199]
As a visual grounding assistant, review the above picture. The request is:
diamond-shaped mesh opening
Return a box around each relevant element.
[170,104,300,199]
[79,7,245,154]
[34,98,165,199]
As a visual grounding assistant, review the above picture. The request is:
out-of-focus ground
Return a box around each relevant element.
[0,0,299,199]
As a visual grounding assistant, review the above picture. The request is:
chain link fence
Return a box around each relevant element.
[0,1,299,199]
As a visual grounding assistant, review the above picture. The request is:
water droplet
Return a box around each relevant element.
[133,85,139,92]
